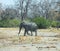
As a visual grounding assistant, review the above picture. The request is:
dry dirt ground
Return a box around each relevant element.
[0,28,60,51]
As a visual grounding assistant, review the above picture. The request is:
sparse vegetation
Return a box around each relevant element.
[0,19,20,27]
[32,17,51,28]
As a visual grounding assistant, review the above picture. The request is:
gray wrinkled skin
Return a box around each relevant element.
[18,22,38,36]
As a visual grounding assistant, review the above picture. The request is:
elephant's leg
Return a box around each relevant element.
[18,27,22,36]
[27,31,30,35]
[31,31,33,36]
[35,30,37,36]
[24,30,27,36]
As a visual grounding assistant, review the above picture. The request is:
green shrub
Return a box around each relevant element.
[0,20,9,27]
[32,17,51,29]
[51,21,60,27]
[0,19,20,27]
[51,21,57,27]
[9,19,20,27]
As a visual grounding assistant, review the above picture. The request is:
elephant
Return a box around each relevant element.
[18,21,38,36]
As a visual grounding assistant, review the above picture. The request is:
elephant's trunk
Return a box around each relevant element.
[18,24,22,36]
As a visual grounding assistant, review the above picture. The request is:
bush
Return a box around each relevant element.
[0,19,20,27]
[9,19,20,27]
[51,21,60,27]
[51,21,57,27]
[0,20,9,27]
[32,17,51,29]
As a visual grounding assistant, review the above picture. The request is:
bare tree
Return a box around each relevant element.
[1,7,18,20]
[14,0,60,21]
[15,0,32,21]
[0,3,3,20]
[39,0,51,19]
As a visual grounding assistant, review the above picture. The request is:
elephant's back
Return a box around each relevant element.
[23,22,38,29]
[25,22,37,26]
[26,22,37,29]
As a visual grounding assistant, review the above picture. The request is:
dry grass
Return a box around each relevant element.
[0,28,42,45]
[19,36,42,44]
[38,28,60,33]
[0,28,60,51]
